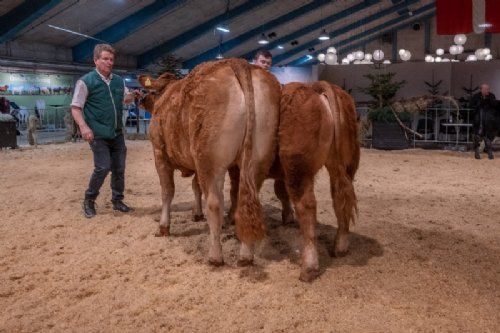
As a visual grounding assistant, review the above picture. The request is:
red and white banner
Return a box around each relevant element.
[485,0,500,33]
[436,0,500,34]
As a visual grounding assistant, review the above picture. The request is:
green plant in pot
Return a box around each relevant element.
[359,72,411,149]
[359,72,406,117]
[154,53,184,78]
[368,106,411,124]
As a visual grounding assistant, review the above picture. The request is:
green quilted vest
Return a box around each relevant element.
[81,70,124,139]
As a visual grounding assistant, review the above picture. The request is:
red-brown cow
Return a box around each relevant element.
[139,59,281,266]
[228,81,360,281]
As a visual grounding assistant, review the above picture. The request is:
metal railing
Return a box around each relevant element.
[10,106,70,145]
[11,106,68,131]
[411,107,474,146]
[356,106,475,149]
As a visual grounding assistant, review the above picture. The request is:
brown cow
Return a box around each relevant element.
[228,81,360,281]
[139,59,281,266]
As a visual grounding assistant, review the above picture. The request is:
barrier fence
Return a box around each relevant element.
[411,108,474,145]
[7,105,478,147]
[10,107,151,145]
[357,106,476,149]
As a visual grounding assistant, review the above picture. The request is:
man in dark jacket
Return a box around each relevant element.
[71,44,136,218]
[0,97,9,114]
[469,84,496,159]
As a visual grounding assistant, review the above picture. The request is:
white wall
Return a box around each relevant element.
[270,66,316,84]
[317,60,500,103]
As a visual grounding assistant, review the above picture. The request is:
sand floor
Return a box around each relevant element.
[0,141,499,332]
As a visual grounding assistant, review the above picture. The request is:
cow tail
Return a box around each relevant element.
[314,81,359,226]
[230,60,266,245]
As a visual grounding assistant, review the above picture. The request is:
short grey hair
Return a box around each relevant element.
[93,44,116,60]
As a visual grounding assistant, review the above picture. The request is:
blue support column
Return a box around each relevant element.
[485,33,492,48]
[424,17,431,54]
[392,30,398,62]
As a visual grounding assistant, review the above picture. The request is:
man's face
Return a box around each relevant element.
[94,51,115,76]
[255,55,272,70]
[481,84,490,96]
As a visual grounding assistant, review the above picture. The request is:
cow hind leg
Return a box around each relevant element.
[154,149,175,237]
[327,164,357,257]
[202,173,226,266]
[192,174,205,221]
[226,166,240,226]
[287,177,319,282]
[274,179,295,224]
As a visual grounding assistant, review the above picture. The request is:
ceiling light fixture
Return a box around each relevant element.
[478,23,492,28]
[216,24,230,33]
[318,29,330,41]
[258,33,269,45]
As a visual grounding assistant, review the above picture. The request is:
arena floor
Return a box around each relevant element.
[1,141,499,332]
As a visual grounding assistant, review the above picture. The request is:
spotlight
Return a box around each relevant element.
[215,24,230,33]
[318,29,330,41]
[258,33,269,45]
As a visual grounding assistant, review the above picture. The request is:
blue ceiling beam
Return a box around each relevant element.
[138,0,272,68]
[391,0,410,15]
[288,3,435,66]
[72,0,186,63]
[291,9,435,66]
[0,0,62,44]
[239,0,381,62]
[336,13,436,59]
[273,0,422,65]
[183,0,332,69]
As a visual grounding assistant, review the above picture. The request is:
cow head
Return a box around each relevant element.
[138,73,178,113]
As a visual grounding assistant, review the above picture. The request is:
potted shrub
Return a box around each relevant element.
[368,106,412,149]
[359,72,409,149]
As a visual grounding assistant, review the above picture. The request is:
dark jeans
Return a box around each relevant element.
[85,134,127,201]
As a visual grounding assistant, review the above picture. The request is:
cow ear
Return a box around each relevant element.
[138,75,155,89]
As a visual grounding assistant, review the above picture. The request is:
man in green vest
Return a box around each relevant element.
[71,44,136,218]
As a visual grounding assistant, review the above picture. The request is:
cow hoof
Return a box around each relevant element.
[208,258,224,267]
[488,154,494,160]
[237,258,254,267]
[475,152,481,159]
[282,213,296,225]
[299,268,320,282]
[192,214,206,222]
[333,249,349,258]
[224,214,235,225]
[154,226,170,237]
